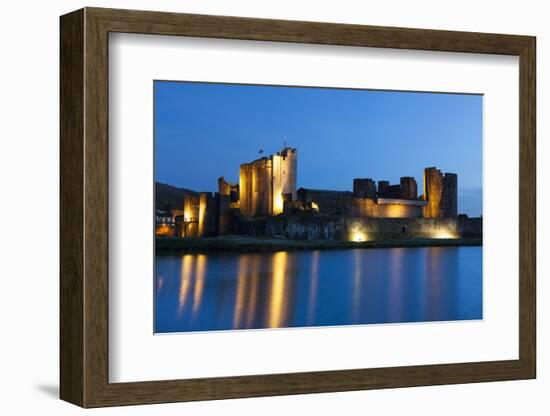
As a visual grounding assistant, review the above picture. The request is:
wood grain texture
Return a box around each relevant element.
[518,38,536,375]
[59,7,537,408]
[59,8,84,407]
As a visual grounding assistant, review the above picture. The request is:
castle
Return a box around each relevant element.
[160,146,477,241]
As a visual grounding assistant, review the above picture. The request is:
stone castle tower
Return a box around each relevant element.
[239,147,297,216]
[422,167,457,218]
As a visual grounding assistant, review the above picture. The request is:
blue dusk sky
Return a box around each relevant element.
[154,81,483,217]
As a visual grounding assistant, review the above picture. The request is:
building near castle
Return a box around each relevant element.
[160,145,471,240]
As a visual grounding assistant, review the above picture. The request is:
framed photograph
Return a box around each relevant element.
[60,7,536,407]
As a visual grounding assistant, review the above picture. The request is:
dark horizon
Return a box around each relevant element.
[155,81,483,216]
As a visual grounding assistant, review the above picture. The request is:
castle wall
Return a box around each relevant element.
[297,188,353,215]
[351,198,423,218]
[261,215,482,241]
[266,215,345,240]
[345,217,465,240]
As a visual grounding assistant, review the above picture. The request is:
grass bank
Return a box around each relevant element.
[155,235,482,254]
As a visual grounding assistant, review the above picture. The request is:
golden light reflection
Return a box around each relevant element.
[156,276,164,295]
[246,256,260,328]
[387,248,405,320]
[352,249,363,321]
[191,255,207,317]
[233,256,250,328]
[268,251,288,328]
[178,255,194,317]
[425,246,444,319]
[307,251,320,324]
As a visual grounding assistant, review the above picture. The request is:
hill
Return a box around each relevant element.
[155,182,198,212]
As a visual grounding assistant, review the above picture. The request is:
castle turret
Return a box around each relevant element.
[422,167,457,218]
[442,173,458,217]
[239,146,297,216]
[400,176,418,200]
[198,192,219,237]
[377,180,389,197]
[353,178,376,199]
[272,147,297,214]
[422,167,444,218]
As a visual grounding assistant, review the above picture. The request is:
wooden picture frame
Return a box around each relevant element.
[60,7,536,408]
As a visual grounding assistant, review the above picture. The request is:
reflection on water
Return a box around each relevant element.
[155,247,482,333]
[269,251,288,328]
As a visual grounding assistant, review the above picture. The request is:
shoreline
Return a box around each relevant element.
[155,236,482,254]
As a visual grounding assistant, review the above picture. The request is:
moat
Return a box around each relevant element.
[154,246,482,333]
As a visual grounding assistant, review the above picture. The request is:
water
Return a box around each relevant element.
[155,246,482,333]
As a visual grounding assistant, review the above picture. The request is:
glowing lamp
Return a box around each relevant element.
[350,231,367,242]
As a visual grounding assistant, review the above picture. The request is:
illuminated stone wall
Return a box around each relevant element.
[239,158,273,216]
[422,167,444,218]
[422,167,458,218]
[253,157,273,216]
[297,188,353,215]
[182,194,200,237]
[273,147,298,201]
[219,176,240,208]
[271,155,284,215]
[262,215,481,241]
[299,188,424,218]
[218,177,231,196]
[239,163,254,216]
[343,216,480,241]
[239,147,297,217]
[351,198,423,218]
